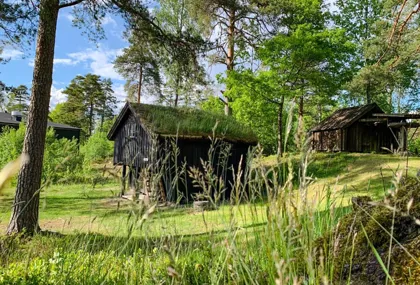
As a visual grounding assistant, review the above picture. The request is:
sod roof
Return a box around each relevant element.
[108,102,258,144]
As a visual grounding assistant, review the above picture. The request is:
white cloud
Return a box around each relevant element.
[54,58,78,65]
[67,47,123,80]
[2,49,24,60]
[62,13,74,22]
[101,15,117,27]
[50,85,67,108]
[28,59,34,67]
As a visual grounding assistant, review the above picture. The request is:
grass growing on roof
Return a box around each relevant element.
[131,103,258,143]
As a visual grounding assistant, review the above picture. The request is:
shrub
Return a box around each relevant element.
[81,131,113,164]
[43,128,83,183]
[0,125,25,168]
[0,125,83,184]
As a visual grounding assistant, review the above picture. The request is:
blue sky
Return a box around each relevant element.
[0,10,130,109]
[0,9,224,111]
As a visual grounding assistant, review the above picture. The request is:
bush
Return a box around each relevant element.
[43,128,83,183]
[0,125,83,184]
[0,125,25,168]
[80,131,113,164]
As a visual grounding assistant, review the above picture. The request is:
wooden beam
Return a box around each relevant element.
[388,122,420,128]
[373,113,420,119]
[121,165,126,196]
[359,118,388,123]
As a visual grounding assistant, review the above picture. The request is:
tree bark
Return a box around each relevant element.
[224,7,235,116]
[7,0,59,235]
[297,95,304,150]
[89,101,94,137]
[174,70,180,107]
[137,65,143,104]
[277,95,285,157]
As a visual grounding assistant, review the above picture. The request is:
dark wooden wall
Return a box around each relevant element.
[312,124,398,153]
[312,105,400,153]
[312,130,343,151]
[158,138,251,203]
[346,123,397,152]
[113,111,151,168]
[54,129,80,142]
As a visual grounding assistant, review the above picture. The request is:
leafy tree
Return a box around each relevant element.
[114,31,162,103]
[6,85,30,114]
[225,4,353,155]
[335,0,420,109]
[155,0,208,107]
[188,0,269,115]
[61,74,116,137]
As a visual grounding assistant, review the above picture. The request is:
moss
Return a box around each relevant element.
[130,103,258,143]
[317,178,420,284]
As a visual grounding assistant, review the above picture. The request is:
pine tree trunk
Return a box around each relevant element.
[137,65,143,104]
[89,101,94,136]
[297,95,304,150]
[174,71,180,107]
[224,8,235,116]
[7,0,59,235]
[277,95,285,157]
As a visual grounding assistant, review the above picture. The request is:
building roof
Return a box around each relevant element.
[0,112,80,130]
[108,102,258,144]
[311,103,383,132]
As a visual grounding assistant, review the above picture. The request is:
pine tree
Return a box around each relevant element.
[7,85,30,114]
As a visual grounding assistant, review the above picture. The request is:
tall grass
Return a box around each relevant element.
[1,122,415,284]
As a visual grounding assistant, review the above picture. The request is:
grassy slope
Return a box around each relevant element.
[262,152,420,207]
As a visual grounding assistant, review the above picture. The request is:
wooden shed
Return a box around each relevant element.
[107,102,258,203]
[310,103,420,153]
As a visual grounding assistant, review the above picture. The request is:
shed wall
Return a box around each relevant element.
[159,138,250,203]
[113,112,151,168]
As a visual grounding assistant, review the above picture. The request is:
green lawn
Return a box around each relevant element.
[1,153,418,236]
[0,182,267,237]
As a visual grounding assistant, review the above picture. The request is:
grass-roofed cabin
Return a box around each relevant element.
[310,103,420,153]
[108,102,258,203]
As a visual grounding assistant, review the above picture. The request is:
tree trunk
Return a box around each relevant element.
[224,8,235,116]
[174,71,180,107]
[297,95,304,150]
[277,95,285,157]
[7,0,59,235]
[89,101,94,137]
[366,80,371,104]
[137,65,143,104]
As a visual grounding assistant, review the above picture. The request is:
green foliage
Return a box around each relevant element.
[199,95,224,114]
[6,85,30,114]
[81,130,113,164]
[58,74,117,138]
[43,128,83,183]
[0,125,82,184]
[0,125,25,167]
[114,30,162,103]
